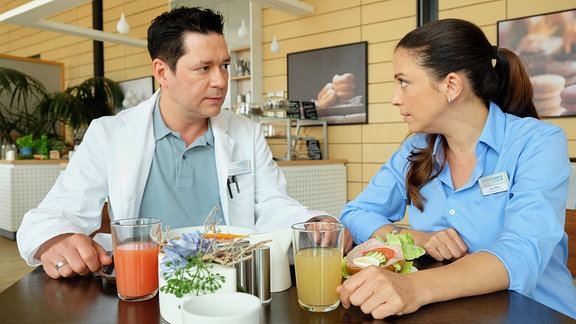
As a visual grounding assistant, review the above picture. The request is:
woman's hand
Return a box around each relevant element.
[371,225,468,261]
[416,228,468,261]
[337,266,422,319]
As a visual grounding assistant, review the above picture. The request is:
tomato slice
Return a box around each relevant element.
[362,247,395,260]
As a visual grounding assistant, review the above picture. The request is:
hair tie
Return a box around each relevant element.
[492,45,498,60]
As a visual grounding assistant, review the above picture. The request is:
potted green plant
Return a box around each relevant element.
[0,67,124,145]
[15,134,35,156]
[35,134,50,157]
[0,67,50,141]
[38,77,124,138]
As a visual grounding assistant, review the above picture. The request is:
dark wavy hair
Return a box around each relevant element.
[147,7,225,72]
[396,19,537,211]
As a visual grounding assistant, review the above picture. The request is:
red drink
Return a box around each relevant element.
[114,242,159,300]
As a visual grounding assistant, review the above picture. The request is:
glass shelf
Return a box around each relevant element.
[250,116,327,160]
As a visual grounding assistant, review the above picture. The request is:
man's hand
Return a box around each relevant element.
[37,233,113,279]
[306,216,354,254]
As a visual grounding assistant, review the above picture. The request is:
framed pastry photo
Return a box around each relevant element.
[118,76,155,112]
[287,42,368,125]
[497,9,576,117]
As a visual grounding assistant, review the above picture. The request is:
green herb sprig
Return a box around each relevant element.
[160,253,225,298]
[159,206,271,298]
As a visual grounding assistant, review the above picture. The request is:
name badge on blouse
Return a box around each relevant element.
[229,160,251,176]
[479,171,509,196]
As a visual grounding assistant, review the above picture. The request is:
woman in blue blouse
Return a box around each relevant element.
[338,19,576,319]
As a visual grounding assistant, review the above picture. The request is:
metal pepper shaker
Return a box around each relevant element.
[252,245,271,304]
[233,240,252,293]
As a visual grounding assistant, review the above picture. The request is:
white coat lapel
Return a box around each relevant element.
[211,114,234,224]
[113,93,157,219]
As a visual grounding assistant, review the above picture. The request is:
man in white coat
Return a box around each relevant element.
[17,7,351,279]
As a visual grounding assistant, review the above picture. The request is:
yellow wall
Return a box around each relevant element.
[0,0,162,86]
[1,0,575,203]
[261,0,576,201]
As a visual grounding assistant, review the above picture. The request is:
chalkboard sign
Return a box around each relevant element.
[287,100,301,119]
[301,101,318,120]
[306,139,322,160]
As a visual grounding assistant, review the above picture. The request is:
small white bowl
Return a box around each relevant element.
[181,292,261,324]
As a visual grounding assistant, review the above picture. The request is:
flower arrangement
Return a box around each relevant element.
[159,207,269,298]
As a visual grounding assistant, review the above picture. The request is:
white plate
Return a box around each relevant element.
[182,292,261,323]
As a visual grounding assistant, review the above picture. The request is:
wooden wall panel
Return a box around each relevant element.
[505,0,576,19]
[328,125,362,143]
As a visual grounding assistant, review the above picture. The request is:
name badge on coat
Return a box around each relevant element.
[479,171,509,196]
[229,160,251,176]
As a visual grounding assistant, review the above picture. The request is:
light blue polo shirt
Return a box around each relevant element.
[139,96,224,228]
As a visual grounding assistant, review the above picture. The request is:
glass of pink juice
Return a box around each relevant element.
[111,218,162,302]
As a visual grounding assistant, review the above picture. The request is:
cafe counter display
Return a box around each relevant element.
[0,159,65,240]
[276,159,347,218]
[0,158,348,240]
[1,255,573,323]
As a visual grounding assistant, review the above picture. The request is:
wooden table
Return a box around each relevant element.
[1,256,573,323]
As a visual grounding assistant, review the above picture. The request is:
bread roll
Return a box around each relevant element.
[317,85,337,108]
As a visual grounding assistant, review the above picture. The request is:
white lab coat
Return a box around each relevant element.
[18,90,324,265]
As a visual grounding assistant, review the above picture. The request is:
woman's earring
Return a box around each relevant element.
[447,97,453,104]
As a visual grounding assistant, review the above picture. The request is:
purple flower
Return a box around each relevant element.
[160,230,215,277]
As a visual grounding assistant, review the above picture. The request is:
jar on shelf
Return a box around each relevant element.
[264,91,287,118]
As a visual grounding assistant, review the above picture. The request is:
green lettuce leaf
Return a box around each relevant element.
[384,232,424,261]
[399,261,413,274]
[342,256,351,278]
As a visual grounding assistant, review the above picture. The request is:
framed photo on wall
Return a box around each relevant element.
[287,42,368,125]
[118,76,155,112]
[498,9,576,117]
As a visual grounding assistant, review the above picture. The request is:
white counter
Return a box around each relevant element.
[0,159,347,240]
[0,160,63,239]
[277,159,347,217]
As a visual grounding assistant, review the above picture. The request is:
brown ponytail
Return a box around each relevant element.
[405,134,446,211]
[492,48,538,118]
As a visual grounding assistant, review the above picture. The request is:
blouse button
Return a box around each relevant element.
[449,209,455,215]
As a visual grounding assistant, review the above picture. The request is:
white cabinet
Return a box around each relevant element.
[229,46,254,107]
[227,1,262,107]
[278,160,347,217]
[0,160,62,239]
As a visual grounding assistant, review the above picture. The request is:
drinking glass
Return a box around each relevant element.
[291,221,344,312]
[111,218,162,302]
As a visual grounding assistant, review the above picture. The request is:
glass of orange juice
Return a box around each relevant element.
[111,218,162,302]
[292,221,344,312]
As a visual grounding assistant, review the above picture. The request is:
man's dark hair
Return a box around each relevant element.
[147,6,225,71]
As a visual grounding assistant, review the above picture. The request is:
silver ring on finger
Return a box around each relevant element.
[55,260,68,270]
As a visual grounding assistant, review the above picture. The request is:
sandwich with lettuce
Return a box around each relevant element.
[343,232,424,276]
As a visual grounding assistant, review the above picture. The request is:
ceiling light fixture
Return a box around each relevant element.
[116,12,129,34]
[270,35,280,53]
[237,19,248,38]
[0,0,146,48]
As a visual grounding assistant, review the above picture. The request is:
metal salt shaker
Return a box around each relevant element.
[252,245,271,304]
[234,240,252,293]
